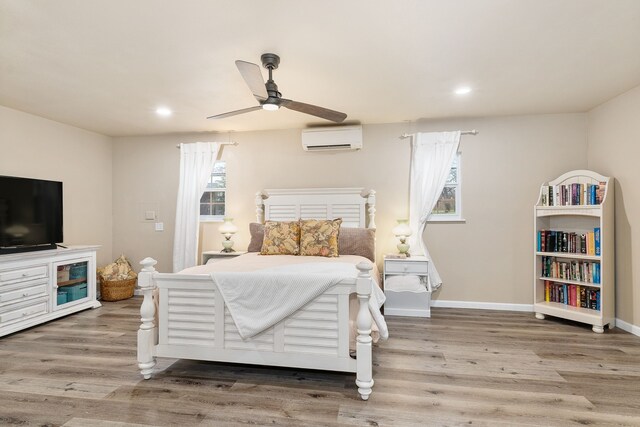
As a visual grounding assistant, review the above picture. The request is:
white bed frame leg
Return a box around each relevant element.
[355,261,374,400]
[137,257,158,379]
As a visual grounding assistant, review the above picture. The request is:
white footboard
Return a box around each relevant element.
[137,258,375,400]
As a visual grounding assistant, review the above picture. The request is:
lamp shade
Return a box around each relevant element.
[219,217,238,235]
[392,219,412,237]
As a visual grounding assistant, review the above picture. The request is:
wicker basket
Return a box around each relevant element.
[100,276,136,302]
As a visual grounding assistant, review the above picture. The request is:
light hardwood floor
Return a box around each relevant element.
[0,298,639,426]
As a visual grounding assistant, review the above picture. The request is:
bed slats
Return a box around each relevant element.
[159,288,345,358]
[166,288,216,346]
[261,188,369,227]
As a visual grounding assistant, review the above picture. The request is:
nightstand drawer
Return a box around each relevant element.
[385,261,429,275]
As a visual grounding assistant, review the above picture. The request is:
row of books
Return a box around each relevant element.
[537,228,600,256]
[544,281,600,310]
[539,182,605,206]
[541,256,601,284]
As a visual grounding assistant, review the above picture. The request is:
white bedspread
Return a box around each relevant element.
[211,262,388,340]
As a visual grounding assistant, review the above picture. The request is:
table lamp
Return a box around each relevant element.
[392,219,412,257]
[219,217,238,253]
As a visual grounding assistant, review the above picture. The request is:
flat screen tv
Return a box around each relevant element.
[0,175,63,254]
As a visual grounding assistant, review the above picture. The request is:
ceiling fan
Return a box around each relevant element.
[207,53,347,123]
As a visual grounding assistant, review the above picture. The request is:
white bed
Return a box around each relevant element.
[137,188,382,400]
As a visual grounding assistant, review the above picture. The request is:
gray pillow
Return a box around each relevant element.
[248,222,376,262]
[338,227,376,262]
[247,223,264,252]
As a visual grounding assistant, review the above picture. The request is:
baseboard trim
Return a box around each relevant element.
[431,299,534,312]
[615,318,640,337]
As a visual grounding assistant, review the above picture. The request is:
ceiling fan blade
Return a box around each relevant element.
[235,60,268,101]
[280,99,347,123]
[206,105,262,120]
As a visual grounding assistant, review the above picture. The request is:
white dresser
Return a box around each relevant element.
[0,246,101,337]
[383,255,431,317]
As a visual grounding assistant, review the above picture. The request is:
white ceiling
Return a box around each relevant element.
[1,0,639,137]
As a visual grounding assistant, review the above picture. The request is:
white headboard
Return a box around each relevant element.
[255,188,376,228]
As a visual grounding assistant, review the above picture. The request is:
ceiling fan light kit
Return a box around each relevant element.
[208,53,347,123]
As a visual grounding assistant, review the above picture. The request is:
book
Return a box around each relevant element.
[539,181,605,206]
[596,182,606,204]
[594,227,601,256]
[545,281,550,302]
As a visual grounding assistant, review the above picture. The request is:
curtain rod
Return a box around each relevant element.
[399,129,479,139]
[175,141,238,148]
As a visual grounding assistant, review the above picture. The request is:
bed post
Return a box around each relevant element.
[355,261,374,400]
[367,190,376,229]
[255,191,265,223]
[137,257,157,379]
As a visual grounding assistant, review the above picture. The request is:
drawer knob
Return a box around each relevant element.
[22,273,28,277]
[22,293,28,297]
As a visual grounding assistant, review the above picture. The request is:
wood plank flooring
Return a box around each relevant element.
[0,298,639,426]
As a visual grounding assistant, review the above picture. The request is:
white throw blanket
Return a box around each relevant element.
[211,262,388,340]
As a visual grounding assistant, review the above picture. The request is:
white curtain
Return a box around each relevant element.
[173,142,220,272]
[408,131,461,291]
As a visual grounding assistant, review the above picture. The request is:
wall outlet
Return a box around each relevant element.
[144,210,156,221]
[155,222,164,232]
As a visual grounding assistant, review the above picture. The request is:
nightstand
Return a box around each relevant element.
[383,255,431,317]
[201,250,248,265]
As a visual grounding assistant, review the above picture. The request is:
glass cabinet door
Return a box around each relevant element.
[55,260,89,308]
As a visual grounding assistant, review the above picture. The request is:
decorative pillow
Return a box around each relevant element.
[299,218,342,257]
[260,221,301,255]
[338,227,376,262]
[247,223,264,252]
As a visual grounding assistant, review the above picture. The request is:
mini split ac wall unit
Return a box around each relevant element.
[301,125,363,151]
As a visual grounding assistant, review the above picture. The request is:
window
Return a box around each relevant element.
[430,152,463,221]
[200,161,226,221]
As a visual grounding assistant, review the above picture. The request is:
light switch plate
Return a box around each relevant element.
[155,222,164,232]
[144,210,156,221]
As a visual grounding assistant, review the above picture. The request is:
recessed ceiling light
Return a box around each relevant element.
[155,107,172,117]
[454,86,472,95]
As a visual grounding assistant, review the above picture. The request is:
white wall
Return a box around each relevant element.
[587,84,640,328]
[112,113,587,305]
[0,106,113,266]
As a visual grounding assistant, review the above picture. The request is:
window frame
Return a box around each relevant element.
[199,161,226,223]
[428,151,465,223]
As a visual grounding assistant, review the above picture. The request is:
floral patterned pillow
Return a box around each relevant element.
[260,221,301,255]
[299,218,342,257]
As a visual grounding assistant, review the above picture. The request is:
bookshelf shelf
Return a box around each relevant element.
[533,170,615,333]
[535,206,602,218]
[536,252,600,261]
[535,301,602,321]
[538,277,601,288]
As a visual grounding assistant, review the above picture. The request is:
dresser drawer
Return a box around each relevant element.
[385,260,429,275]
[0,283,48,304]
[0,300,48,324]
[0,265,48,284]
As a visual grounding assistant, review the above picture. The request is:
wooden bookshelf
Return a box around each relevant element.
[533,170,615,333]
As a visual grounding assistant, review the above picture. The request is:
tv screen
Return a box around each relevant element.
[0,176,63,254]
